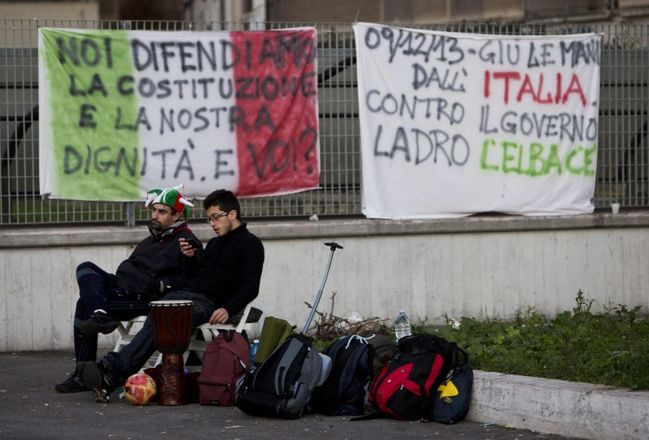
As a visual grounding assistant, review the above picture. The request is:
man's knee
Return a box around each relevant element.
[76,261,100,280]
[76,261,95,271]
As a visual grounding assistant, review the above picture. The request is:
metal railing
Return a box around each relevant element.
[1,19,647,225]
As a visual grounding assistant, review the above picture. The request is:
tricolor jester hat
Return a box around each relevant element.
[144,185,194,218]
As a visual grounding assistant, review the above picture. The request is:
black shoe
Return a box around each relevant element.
[80,362,115,403]
[78,311,119,335]
[54,370,88,393]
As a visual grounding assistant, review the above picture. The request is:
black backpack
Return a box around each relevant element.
[235,333,328,419]
[366,334,455,420]
[309,335,374,416]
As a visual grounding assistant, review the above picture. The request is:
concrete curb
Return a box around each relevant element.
[468,371,649,440]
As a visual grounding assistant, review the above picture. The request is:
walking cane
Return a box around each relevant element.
[302,241,343,334]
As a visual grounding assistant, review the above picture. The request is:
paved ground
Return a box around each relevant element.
[0,351,585,440]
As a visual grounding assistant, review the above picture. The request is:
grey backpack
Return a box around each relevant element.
[235,333,330,419]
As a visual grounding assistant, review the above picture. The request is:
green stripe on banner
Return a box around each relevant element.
[41,29,139,200]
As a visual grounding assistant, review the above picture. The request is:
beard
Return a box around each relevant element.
[149,219,162,231]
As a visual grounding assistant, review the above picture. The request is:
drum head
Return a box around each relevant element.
[149,300,193,307]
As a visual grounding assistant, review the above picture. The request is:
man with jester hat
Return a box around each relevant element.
[55,185,202,394]
[80,189,265,404]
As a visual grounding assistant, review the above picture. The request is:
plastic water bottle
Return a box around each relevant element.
[249,339,260,365]
[394,310,412,342]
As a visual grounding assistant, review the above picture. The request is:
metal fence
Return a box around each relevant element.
[1,19,647,225]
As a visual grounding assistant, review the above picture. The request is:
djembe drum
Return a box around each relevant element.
[149,300,193,405]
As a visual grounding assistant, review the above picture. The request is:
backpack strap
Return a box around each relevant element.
[223,329,235,343]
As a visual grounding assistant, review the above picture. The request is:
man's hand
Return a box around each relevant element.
[209,307,230,325]
[179,237,197,257]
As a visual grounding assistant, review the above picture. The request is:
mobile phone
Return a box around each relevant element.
[185,237,200,249]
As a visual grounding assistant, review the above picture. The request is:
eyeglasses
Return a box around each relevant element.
[206,211,230,223]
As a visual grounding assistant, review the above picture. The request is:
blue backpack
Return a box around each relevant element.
[309,335,374,416]
[431,346,473,424]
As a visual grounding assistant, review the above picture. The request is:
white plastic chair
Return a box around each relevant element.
[113,303,261,369]
[112,316,161,368]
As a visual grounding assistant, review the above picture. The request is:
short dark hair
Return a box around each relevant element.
[203,189,241,219]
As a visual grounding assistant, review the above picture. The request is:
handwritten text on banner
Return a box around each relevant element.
[38,28,320,201]
[353,23,601,219]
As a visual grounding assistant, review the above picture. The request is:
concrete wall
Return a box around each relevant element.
[470,371,649,440]
[1,212,649,352]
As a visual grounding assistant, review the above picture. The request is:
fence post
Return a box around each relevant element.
[124,202,135,227]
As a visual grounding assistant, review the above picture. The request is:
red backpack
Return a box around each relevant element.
[197,330,251,406]
[367,334,455,420]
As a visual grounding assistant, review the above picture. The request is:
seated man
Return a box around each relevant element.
[55,186,201,393]
[81,189,265,403]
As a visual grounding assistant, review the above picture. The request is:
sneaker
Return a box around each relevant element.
[54,370,88,393]
[80,362,116,403]
[78,311,119,335]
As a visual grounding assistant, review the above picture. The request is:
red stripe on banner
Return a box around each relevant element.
[230,29,320,196]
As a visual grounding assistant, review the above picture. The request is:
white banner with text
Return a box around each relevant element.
[353,23,601,219]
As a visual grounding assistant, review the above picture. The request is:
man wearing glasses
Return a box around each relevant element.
[81,189,265,403]
[55,185,201,394]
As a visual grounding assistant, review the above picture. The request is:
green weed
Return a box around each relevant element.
[433,291,649,390]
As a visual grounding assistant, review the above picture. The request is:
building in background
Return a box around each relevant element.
[0,0,185,22]
[176,0,649,24]
[0,1,98,21]
[260,0,649,24]
[1,0,649,24]
[98,0,185,21]
[184,0,265,23]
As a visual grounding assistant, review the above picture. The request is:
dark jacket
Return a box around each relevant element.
[183,223,264,317]
[116,221,202,299]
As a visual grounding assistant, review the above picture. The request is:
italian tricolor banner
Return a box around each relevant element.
[38,28,320,201]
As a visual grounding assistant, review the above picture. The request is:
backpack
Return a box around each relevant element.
[363,333,398,376]
[254,316,294,366]
[366,334,455,420]
[235,333,330,419]
[309,335,374,416]
[431,346,473,424]
[197,330,251,406]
